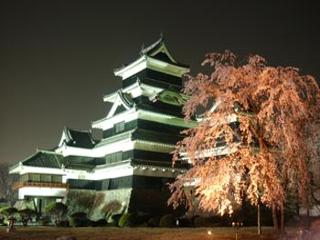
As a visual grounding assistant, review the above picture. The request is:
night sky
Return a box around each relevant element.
[1,0,319,164]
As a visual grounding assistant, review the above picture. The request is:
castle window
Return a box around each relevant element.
[30,173,40,182]
[115,121,125,133]
[52,175,62,183]
[40,174,51,182]
[105,151,123,164]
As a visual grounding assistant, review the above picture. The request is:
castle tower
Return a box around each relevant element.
[9,37,196,216]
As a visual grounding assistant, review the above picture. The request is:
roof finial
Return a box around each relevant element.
[160,32,164,40]
[140,43,145,55]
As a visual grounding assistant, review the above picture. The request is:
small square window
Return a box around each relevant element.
[115,121,125,133]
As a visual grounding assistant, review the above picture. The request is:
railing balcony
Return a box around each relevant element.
[13,181,69,190]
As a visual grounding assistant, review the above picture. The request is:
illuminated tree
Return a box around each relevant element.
[168,51,320,232]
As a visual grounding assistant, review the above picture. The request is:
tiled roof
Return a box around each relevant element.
[21,150,104,170]
[22,150,62,168]
[64,128,97,149]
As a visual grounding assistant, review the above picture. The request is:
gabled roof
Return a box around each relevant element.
[22,150,63,168]
[105,90,135,118]
[114,37,189,79]
[103,80,165,103]
[17,149,103,170]
[118,91,135,108]
[139,36,189,68]
[58,127,97,149]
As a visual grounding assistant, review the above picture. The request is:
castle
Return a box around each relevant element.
[9,37,196,217]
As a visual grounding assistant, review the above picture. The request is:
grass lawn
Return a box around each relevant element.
[0,226,281,240]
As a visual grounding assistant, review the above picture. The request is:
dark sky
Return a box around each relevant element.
[1,0,319,164]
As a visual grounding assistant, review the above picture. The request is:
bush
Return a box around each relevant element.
[176,217,192,227]
[132,214,151,226]
[90,218,108,227]
[0,205,10,213]
[69,212,89,227]
[18,208,36,226]
[0,207,18,217]
[115,212,150,227]
[193,217,213,227]
[159,214,176,228]
[147,216,160,227]
[0,206,8,226]
[45,202,68,226]
[0,206,18,225]
[118,213,132,227]
[56,220,70,227]
[67,190,96,214]
[39,215,51,226]
[111,214,122,225]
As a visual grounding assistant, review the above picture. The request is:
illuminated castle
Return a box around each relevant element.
[9,37,196,216]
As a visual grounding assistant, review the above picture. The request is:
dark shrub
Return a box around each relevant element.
[91,218,108,227]
[193,217,212,227]
[45,202,68,226]
[0,207,18,226]
[0,207,18,217]
[132,214,151,226]
[118,212,149,227]
[66,190,96,214]
[69,212,89,227]
[159,214,176,228]
[148,216,160,227]
[39,215,51,226]
[0,207,8,226]
[138,222,148,227]
[229,202,272,226]
[118,213,133,227]
[176,217,192,227]
[56,220,70,227]
[111,214,122,225]
[88,220,96,227]
[18,208,36,226]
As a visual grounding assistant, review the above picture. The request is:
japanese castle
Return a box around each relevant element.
[9,37,196,216]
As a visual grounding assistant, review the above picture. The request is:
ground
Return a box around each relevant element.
[0,226,292,240]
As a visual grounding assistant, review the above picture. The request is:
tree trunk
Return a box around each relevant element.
[272,204,279,232]
[306,207,310,230]
[257,202,261,235]
[280,201,285,233]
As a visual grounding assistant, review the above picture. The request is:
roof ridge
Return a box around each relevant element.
[140,35,164,56]
[37,148,61,155]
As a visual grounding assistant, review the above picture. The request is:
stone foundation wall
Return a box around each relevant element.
[66,187,174,220]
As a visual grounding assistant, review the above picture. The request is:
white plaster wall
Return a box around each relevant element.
[18,186,67,199]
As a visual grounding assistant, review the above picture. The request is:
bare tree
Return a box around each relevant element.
[169,51,320,232]
[0,163,16,205]
[0,163,9,199]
